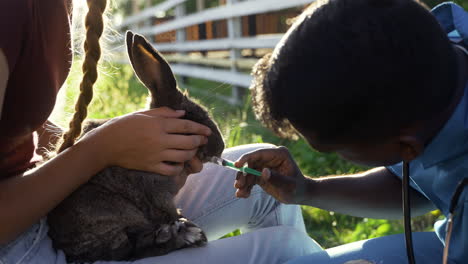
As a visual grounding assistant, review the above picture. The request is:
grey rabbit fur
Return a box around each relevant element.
[47,31,225,262]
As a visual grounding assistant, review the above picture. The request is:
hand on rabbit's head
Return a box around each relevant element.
[126,31,225,179]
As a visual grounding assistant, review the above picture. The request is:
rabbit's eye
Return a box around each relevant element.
[196,151,207,162]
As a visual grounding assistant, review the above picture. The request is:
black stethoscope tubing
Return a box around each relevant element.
[403,164,468,264]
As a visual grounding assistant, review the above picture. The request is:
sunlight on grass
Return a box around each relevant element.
[50,60,149,127]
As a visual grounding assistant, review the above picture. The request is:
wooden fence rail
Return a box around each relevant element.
[117,0,314,104]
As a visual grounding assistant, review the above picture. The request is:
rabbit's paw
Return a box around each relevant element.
[173,218,207,248]
[154,224,173,244]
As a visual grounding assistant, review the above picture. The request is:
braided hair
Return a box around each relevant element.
[58,0,107,153]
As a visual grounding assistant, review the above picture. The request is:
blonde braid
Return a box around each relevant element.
[58,0,107,153]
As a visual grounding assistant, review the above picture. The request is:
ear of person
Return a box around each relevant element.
[398,135,424,162]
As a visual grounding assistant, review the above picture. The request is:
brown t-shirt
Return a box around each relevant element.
[0,0,72,178]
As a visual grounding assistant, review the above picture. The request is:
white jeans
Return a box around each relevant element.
[0,144,322,264]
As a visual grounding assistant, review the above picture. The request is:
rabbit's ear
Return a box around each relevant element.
[125,31,182,107]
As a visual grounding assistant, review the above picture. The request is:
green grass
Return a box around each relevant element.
[51,62,442,248]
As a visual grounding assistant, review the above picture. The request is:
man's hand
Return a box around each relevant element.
[234,146,307,204]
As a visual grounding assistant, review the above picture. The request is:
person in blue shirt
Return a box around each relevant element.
[234,0,468,263]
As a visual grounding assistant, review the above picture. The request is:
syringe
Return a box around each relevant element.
[210,157,262,177]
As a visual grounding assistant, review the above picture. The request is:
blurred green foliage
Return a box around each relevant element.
[52,62,443,248]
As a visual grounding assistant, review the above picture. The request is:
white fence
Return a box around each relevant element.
[117,0,313,104]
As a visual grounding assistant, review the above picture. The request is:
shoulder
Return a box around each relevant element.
[0,0,30,9]
[431,2,468,45]
[0,0,32,73]
[0,0,32,21]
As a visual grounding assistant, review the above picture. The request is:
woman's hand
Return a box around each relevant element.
[234,146,307,204]
[81,107,211,177]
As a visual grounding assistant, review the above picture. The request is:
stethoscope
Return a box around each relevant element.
[402,162,468,264]
[402,44,468,264]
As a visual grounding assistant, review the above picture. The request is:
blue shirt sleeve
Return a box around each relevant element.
[386,162,427,198]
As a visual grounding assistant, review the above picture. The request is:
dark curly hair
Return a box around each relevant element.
[250,0,458,144]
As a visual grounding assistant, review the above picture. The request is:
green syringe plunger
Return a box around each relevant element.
[210,157,263,177]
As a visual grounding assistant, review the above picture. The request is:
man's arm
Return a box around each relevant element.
[234,147,435,220]
[302,167,435,219]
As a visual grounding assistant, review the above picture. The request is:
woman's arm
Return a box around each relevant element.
[0,107,213,245]
[0,134,107,244]
[0,49,8,119]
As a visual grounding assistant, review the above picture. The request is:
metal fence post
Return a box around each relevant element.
[227,0,244,105]
[196,0,208,57]
[175,3,188,86]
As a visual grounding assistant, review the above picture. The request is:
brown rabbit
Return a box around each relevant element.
[47,31,225,262]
